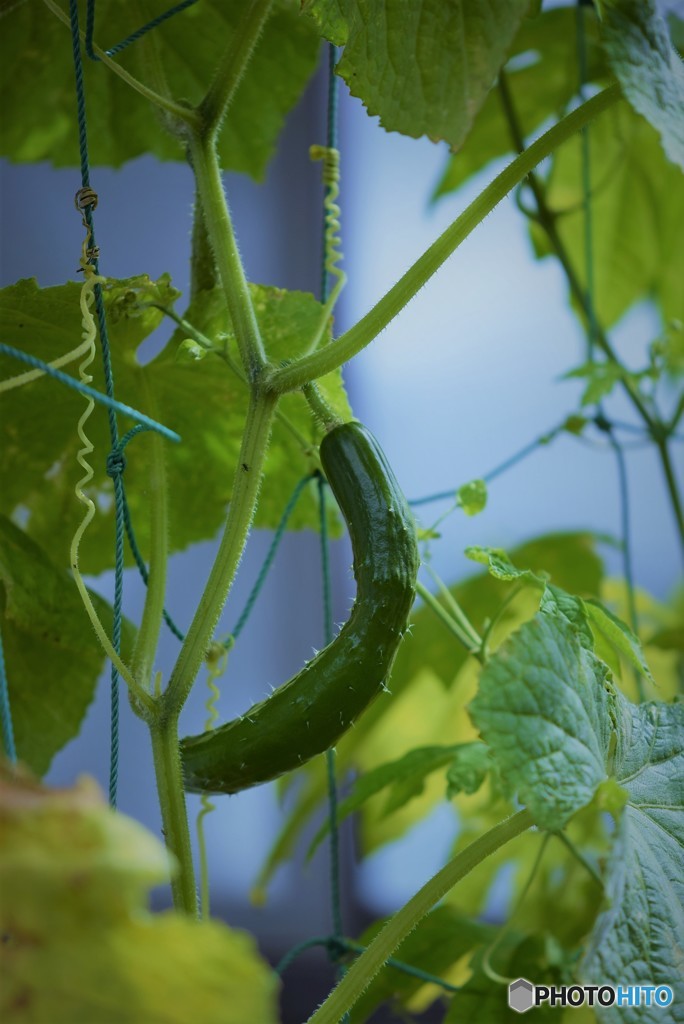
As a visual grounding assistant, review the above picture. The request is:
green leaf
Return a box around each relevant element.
[0,0,320,177]
[0,516,135,775]
[0,277,349,573]
[470,611,614,830]
[350,907,493,1024]
[598,0,684,169]
[584,598,655,685]
[464,546,545,586]
[444,933,568,1023]
[445,741,491,798]
[0,771,280,1023]
[564,360,649,407]
[308,744,460,857]
[304,0,530,151]
[434,6,608,197]
[539,585,594,651]
[580,698,684,1017]
[530,102,684,327]
[458,479,487,516]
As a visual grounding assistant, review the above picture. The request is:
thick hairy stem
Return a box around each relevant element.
[199,0,274,137]
[189,136,267,379]
[307,809,535,1024]
[163,393,277,721]
[150,714,198,915]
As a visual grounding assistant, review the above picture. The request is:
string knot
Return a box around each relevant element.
[75,186,99,213]
[324,936,348,964]
[106,447,127,478]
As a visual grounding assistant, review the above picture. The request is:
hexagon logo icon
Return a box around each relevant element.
[509,978,535,1013]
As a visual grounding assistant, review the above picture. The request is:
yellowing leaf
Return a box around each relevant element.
[0,771,279,1024]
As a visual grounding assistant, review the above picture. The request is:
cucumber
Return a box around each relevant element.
[180,421,419,795]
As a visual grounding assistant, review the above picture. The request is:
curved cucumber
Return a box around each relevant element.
[180,421,419,795]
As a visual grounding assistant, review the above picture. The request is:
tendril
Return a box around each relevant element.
[303,146,347,357]
[68,223,141,699]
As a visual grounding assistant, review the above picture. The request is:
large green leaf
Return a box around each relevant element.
[470,589,684,1012]
[580,698,684,1021]
[529,101,684,327]
[0,277,349,573]
[598,0,684,170]
[0,516,135,775]
[303,0,530,151]
[0,0,319,176]
[470,601,614,831]
[0,771,280,1023]
[434,5,608,196]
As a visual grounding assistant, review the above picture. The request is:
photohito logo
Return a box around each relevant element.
[508,979,674,1013]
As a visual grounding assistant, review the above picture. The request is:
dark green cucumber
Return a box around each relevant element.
[180,421,419,795]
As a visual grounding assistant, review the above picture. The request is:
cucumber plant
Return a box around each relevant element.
[0,2,683,1023]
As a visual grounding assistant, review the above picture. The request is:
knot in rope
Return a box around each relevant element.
[75,186,99,213]
[324,936,349,964]
[106,447,127,478]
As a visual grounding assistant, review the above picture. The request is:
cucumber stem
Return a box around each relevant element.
[268,85,622,394]
[150,713,198,916]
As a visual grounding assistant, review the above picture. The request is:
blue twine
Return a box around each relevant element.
[0,344,180,444]
[85,0,198,60]
[0,626,17,765]
[226,474,314,648]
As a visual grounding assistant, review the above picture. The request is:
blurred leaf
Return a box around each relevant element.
[0,0,319,177]
[0,516,135,775]
[0,277,349,573]
[597,0,684,169]
[580,697,684,1013]
[307,743,461,857]
[350,907,493,1024]
[540,584,594,651]
[303,0,530,151]
[530,103,684,328]
[465,546,546,586]
[444,932,570,1023]
[445,741,491,798]
[564,360,650,407]
[0,771,280,1023]
[458,479,487,516]
[470,606,614,830]
[646,626,684,652]
[584,597,654,685]
[434,6,608,197]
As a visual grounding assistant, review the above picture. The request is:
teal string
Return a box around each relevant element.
[409,421,566,507]
[274,933,460,995]
[226,474,314,646]
[0,345,180,443]
[68,0,134,807]
[0,626,17,764]
[85,0,198,60]
[318,44,348,1010]
[576,5,641,695]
